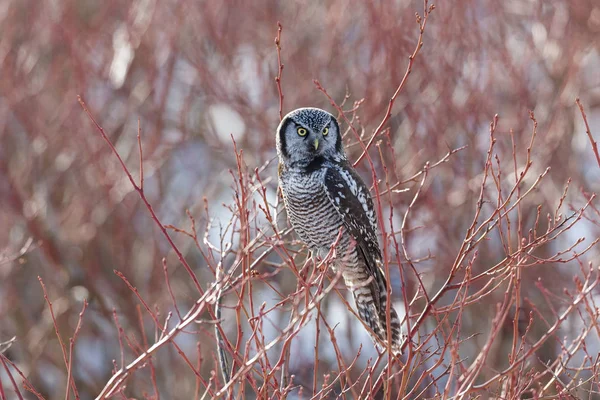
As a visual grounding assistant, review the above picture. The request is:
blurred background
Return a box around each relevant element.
[1,0,600,398]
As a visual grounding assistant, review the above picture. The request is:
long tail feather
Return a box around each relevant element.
[350,267,402,354]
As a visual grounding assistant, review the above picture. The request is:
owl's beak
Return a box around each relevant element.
[313,138,319,150]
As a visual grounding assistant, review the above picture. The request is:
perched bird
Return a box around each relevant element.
[276,107,401,352]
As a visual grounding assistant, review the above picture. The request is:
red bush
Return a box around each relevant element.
[1,0,600,398]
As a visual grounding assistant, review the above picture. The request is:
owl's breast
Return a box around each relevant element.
[280,169,346,252]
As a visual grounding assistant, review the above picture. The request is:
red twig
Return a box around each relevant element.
[137,118,144,190]
[274,22,284,120]
[0,354,45,400]
[38,277,79,398]
[112,309,125,371]
[162,258,183,321]
[194,342,202,400]
[353,0,435,167]
[576,98,600,168]
[96,284,221,399]
[114,270,161,329]
[0,363,6,400]
[65,300,87,400]
[0,354,23,400]
[78,96,203,294]
[136,306,159,400]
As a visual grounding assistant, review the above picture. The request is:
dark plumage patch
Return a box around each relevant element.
[331,118,343,153]
[277,117,293,159]
[304,155,326,173]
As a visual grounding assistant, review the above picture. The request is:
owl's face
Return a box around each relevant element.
[276,107,345,167]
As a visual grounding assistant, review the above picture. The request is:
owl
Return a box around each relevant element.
[276,107,401,353]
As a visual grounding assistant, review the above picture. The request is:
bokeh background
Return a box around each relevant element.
[1,0,600,398]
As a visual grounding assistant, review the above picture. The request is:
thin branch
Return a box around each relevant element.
[576,98,600,168]
[274,22,284,120]
[353,0,435,166]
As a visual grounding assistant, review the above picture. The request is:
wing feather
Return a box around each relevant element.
[322,162,382,268]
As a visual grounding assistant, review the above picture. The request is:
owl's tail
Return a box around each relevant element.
[350,265,402,354]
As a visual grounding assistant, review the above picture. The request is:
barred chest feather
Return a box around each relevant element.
[280,167,348,257]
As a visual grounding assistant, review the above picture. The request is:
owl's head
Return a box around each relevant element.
[276,107,345,167]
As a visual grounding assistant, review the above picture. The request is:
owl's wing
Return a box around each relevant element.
[324,162,400,348]
[322,162,382,264]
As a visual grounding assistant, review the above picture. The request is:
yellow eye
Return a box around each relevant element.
[297,127,307,136]
[322,127,329,136]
